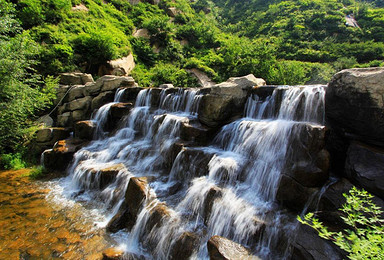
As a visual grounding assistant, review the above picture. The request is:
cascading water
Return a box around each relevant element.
[60,85,326,259]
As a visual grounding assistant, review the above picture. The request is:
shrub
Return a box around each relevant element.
[28,165,49,179]
[298,187,384,260]
[0,153,27,170]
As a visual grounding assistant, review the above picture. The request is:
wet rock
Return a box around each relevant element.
[146,203,171,233]
[74,120,96,140]
[91,91,115,111]
[326,67,384,147]
[99,54,135,76]
[203,186,222,225]
[169,232,199,260]
[207,235,260,260]
[170,148,215,181]
[162,142,184,170]
[59,73,94,85]
[36,128,71,144]
[119,87,142,103]
[180,120,215,144]
[198,94,235,127]
[42,139,87,172]
[283,123,329,188]
[291,224,345,260]
[345,141,384,198]
[99,164,126,189]
[107,177,148,232]
[102,247,124,260]
[110,103,134,120]
[276,175,319,212]
[198,75,265,127]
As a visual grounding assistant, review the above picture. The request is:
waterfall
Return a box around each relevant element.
[62,85,326,259]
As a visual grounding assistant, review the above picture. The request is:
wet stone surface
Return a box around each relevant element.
[0,169,113,259]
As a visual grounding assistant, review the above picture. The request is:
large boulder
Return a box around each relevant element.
[91,91,115,110]
[198,74,266,127]
[99,54,135,76]
[36,128,71,144]
[326,68,384,147]
[74,120,96,140]
[207,235,260,260]
[283,123,330,188]
[59,72,93,85]
[42,139,87,172]
[345,142,384,198]
[291,224,345,260]
[107,177,149,232]
[99,164,126,189]
[169,232,199,260]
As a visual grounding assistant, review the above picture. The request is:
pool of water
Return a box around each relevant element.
[0,169,114,259]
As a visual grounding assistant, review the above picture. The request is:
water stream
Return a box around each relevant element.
[56,85,326,259]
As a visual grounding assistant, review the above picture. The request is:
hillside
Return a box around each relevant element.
[209,0,384,66]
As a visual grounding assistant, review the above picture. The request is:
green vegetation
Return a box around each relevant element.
[0,153,27,170]
[298,187,384,260]
[1,0,384,159]
[27,165,49,179]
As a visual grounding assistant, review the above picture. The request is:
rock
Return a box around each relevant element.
[67,85,86,102]
[317,177,384,228]
[162,142,184,170]
[276,175,319,212]
[71,4,89,12]
[180,120,214,144]
[36,115,54,127]
[187,68,216,88]
[211,81,246,106]
[326,68,384,147]
[345,142,384,198]
[91,91,115,110]
[146,203,171,233]
[54,85,71,105]
[198,94,236,127]
[57,112,72,127]
[283,123,329,188]
[42,139,86,171]
[291,224,345,260]
[110,103,134,120]
[133,28,150,39]
[36,128,71,144]
[72,109,90,122]
[207,235,260,260]
[102,247,124,260]
[99,164,126,189]
[68,96,92,111]
[203,186,222,225]
[74,120,96,140]
[99,54,136,76]
[227,74,266,89]
[159,84,174,89]
[166,7,179,17]
[59,72,93,85]
[169,232,199,260]
[119,87,143,103]
[101,76,135,92]
[107,177,148,232]
[170,148,214,181]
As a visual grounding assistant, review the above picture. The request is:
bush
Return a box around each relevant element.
[28,165,49,179]
[0,153,27,170]
[298,187,384,260]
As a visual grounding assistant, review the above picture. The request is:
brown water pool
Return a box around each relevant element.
[0,169,114,259]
